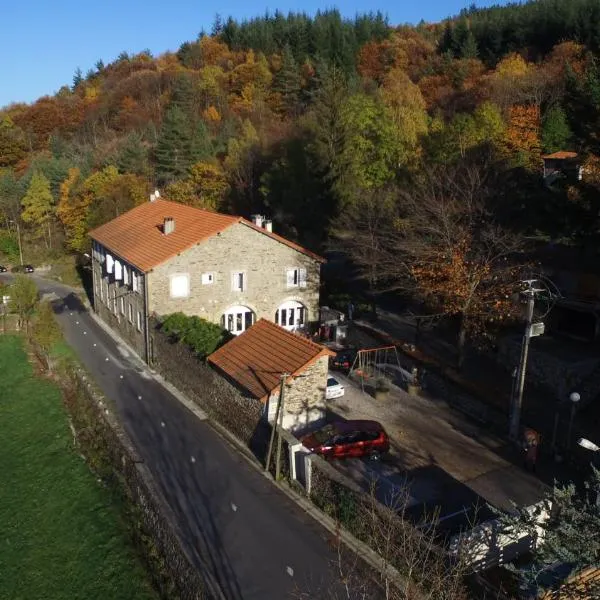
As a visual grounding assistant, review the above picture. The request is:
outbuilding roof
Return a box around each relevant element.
[541,151,578,160]
[207,319,334,401]
[89,199,324,271]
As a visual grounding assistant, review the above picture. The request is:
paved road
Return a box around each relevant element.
[10,275,345,600]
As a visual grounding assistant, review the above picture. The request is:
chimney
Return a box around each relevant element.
[251,214,263,228]
[263,219,273,232]
[163,217,175,235]
[150,189,160,202]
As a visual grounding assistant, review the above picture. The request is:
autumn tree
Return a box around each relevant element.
[501,104,542,169]
[0,117,28,168]
[21,171,54,248]
[56,167,86,252]
[371,164,523,366]
[32,300,61,371]
[10,275,38,333]
[165,161,229,210]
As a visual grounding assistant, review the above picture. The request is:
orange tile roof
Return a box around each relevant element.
[207,319,335,401]
[89,199,324,271]
[542,151,578,160]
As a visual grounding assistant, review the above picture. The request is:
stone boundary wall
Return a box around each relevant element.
[61,368,208,600]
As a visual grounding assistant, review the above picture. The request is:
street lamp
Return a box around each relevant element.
[567,392,581,449]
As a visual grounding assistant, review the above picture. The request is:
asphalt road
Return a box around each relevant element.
[9,275,346,600]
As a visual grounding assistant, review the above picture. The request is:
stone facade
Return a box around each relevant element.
[148,221,320,328]
[266,355,329,433]
[91,251,147,359]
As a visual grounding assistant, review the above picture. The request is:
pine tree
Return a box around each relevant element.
[460,30,479,59]
[21,172,54,248]
[117,133,149,176]
[155,106,192,184]
[542,104,573,153]
[274,44,302,115]
[72,68,83,91]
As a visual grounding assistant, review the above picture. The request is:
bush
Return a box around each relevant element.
[0,230,19,261]
[160,312,232,359]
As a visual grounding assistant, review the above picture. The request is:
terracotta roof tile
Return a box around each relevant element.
[542,151,578,160]
[207,319,335,400]
[89,199,324,271]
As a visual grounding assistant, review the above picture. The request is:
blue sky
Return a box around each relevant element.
[1,0,505,108]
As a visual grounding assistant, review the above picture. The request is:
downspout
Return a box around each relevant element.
[91,249,97,313]
[144,272,151,365]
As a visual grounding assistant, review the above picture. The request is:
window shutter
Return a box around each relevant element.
[105,254,114,274]
[114,260,123,280]
[132,272,138,292]
[123,266,129,286]
[299,268,307,288]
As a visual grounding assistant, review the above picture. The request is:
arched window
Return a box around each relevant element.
[221,305,255,335]
[275,300,306,331]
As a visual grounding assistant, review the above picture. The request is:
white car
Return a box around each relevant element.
[326,375,345,400]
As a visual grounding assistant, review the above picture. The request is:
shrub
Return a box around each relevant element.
[160,312,232,359]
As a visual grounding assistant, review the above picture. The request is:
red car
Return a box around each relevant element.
[301,420,389,460]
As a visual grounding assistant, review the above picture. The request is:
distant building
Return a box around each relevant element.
[542,151,582,184]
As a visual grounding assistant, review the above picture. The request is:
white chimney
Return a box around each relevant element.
[163,217,175,235]
[263,219,273,232]
[251,214,263,228]
[150,189,160,202]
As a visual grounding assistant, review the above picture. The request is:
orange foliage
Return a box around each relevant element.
[357,40,396,83]
[418,74,454,110]
[203,105,221,122]
[198,36,231,68]
[501,104,541,168]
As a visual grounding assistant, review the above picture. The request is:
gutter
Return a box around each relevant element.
[144,272,151,365]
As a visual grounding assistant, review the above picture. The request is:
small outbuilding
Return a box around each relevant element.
[208,319,335,432]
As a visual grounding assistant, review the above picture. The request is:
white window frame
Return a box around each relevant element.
[286,267,307,289]
[136,311,142,332]
[201,272,214,285]
[128,303,133,323]
[169,273,190,299]
[231,271,246,292]
[123,265,129,286]
[120,296,125,315]
[132,271,138,293]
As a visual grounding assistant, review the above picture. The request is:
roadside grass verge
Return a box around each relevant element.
[0,335,157,600]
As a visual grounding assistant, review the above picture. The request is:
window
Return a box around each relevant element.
[275,301,306,330]
[136,311,142,331]
[221,305,255,335]
[120,296,125,315]
[201,272,214,285]
[132,271,138,293]
[286,267,307,288]
[128,303,133,323]
[169,274,190,298]
[112,288,117,314]
[231,271,245,292]
[123,266,129,286]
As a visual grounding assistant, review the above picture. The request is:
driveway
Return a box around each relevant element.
[5,275,348,600]
[325,369,548,534]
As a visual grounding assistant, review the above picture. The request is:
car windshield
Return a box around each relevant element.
[327,378,339,387]
[311,424,336,445]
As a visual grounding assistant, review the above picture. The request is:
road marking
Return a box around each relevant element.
[75,321,79,325]
[231,502,237,512]
[191,456,196,463]
[286,566,294,577]
[119,375,124,379]
[161,421,165,428]
[105,357,109,362]
[93,343,97,347]
[70,312,73,316]
[138,395,142,400]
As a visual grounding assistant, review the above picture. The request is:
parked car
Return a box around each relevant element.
[0,265,7,272]
[300,420,389,460]
[11,264,34,273]
[326,375,345,399]
[330,348,357,372]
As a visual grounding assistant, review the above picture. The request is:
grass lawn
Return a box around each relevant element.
[0,335,157,600]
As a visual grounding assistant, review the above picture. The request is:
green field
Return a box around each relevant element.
[0,335,156,600]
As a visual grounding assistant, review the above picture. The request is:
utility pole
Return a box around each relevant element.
[265,373,287,475]
[509,281,544,441]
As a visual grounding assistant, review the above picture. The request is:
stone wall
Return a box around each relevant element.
[62,368,207,600]
[92,256,146,358]
[148,221,321,326]
[150,320,271,459]
[266,355,328,433]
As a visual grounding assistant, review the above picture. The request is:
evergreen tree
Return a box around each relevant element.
[190,121,213,163]
[72,68,83,91]
[542,105,573,153]
[155,106,191,184]
[117,133,150,176]
[460,30,479,59]
[274,44,302,115]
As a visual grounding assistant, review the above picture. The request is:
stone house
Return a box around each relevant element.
[89,198,324,361]
[207,318,334,432]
